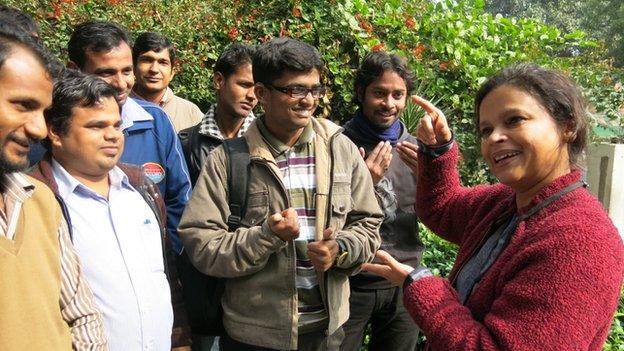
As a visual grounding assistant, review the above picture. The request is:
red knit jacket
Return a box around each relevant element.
[406,143,624,351]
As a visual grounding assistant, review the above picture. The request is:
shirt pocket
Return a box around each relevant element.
[241,190,270,228]
[139,213,165,273]
[330,180,353,230]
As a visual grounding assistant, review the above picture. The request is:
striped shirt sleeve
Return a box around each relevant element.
[57,217,108,350]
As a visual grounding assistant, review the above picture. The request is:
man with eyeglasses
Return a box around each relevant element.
[179,37,382,351]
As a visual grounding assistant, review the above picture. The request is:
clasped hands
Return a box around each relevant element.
[267,208,338,272]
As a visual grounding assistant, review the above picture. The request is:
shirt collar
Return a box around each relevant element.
[198,103,256,139]
[51,158,131,200]
[257,115,314,156]
[160,87,174,105]
[1,172,35,202]
[121,97,154,130]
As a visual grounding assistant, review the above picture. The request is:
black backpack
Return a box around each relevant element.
[178,137,249,336]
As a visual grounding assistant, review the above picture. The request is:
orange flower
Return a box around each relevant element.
[397,43,407,50]
[412,43,425,58]
[52,2,62,19]
[355,13,373,33]
[404,17,416,29]
[439,61,450,71]
[228,27,239,40]
[292,7,302,17]
[372,42,385,52]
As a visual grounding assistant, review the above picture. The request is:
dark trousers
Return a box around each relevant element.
[340,286,419,351]
[220,327,344,351]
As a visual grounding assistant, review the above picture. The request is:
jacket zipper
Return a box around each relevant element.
[254,158,298,344]
[321,132,339,335]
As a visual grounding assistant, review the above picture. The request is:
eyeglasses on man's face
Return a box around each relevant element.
[268,84,326,99]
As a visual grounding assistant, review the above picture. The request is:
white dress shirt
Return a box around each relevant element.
[52,160,173,351]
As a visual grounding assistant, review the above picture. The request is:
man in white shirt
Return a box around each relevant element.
[30,69,190,351]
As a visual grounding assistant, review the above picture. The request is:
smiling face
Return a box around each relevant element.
[479,85,572,200]
[0,46,51,174]
[49,96,124,181]
[214,63,256,120]
[134,49,174,96]
[359,70,407,128]
[80,42,134,105]
[256,68,321,145]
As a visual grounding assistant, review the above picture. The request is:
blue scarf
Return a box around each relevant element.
[347,110,402,146]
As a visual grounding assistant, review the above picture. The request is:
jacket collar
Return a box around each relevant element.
[29,151,144,197]
[198,104,255,140]
[121,97,154,131]
[244,116,342,162]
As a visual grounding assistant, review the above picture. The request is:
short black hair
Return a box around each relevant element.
[475,63,588,166]
[68,21,130,69]
[0,6,39,36]
[214,42,255,78]
[133,31,175,66]
[354,51,415,105]
[253,37,324,85]
[45,69,118,137]
[0,21,59,79]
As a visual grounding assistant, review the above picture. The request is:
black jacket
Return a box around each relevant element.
[178,123,223,186]
[343,117,424,289]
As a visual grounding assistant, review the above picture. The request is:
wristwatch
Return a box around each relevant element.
[334,240,349,267]
[403,266,433,290]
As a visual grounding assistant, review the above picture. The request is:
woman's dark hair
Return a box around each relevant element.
[475,63,588,166]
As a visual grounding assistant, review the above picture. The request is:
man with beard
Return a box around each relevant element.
[340,51,423,351]
[0,24,106,350]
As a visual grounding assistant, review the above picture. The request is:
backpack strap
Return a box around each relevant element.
[222,137,250,231]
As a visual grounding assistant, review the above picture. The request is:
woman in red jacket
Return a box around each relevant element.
[363,63,624,350]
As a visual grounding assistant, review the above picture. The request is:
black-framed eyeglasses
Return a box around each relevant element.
[268,84,326,99]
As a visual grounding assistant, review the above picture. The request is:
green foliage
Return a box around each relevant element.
[7,0,621,184]
[486,0,624,67]
[606,290,624,351]
[420,223,458,277]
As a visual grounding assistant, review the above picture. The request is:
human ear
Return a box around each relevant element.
[255,83,268,105]
[213,72,224,90]
[562,121,577,142]
[356,86,364,104]
[47,126,64,148]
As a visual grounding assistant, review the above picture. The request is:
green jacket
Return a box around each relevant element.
[178,117,382,349]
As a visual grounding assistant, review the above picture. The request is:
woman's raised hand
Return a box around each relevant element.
[413,95,452,146]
